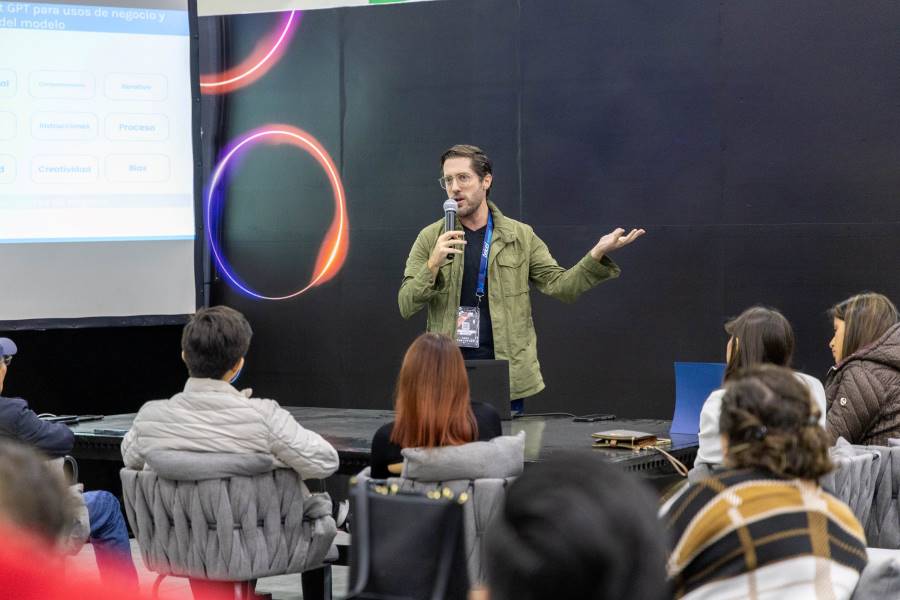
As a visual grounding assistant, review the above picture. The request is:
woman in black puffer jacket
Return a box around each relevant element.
[825,292,900,446]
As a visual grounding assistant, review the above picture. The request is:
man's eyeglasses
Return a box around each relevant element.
[0,356,11,366]
[438,173,475,190]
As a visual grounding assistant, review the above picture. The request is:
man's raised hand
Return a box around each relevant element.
[589,228,645,261]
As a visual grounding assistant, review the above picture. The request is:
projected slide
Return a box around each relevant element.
[0,0,192,242]
[0,0,196,322]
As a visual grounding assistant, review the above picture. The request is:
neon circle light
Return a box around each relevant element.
[206,125,349,300]
[200,10,301,95]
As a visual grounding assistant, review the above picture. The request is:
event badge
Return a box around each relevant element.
[456,306,480,347]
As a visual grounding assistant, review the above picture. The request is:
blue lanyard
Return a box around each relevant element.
[475,213,494,304]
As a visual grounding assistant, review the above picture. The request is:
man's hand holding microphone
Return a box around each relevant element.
[426,199,468,277]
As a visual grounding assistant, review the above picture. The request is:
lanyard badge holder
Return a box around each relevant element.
[456,214,493,348]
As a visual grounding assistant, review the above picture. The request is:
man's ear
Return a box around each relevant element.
[482,173,492,192]
[181,350,187,364]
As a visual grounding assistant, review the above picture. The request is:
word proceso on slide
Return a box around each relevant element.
[0,2,169,30]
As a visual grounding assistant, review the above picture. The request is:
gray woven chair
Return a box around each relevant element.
[823,439,900,550]
[120,451,337,599]
[823,441,881,529]
[863,444,900,549]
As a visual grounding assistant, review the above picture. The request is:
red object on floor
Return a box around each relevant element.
[0,524,222,600]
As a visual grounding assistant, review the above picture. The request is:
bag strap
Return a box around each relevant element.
[650,447,689,477]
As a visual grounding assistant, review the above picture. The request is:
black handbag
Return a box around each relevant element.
[346,479,470,600]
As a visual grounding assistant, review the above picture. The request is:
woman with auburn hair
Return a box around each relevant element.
[826,292,900,445]
[370,333,502,479]
[695,306,826,468]
[663,365,867,599]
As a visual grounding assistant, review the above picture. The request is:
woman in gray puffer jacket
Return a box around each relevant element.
[825,292,900,446]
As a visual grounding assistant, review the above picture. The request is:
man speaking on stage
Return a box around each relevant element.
[398,144,644,406]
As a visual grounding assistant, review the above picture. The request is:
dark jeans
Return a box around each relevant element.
[84,490,138,588]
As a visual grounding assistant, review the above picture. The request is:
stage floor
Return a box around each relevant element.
[70,406,697,478]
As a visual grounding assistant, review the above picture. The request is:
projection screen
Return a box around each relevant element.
[0,0,200,326]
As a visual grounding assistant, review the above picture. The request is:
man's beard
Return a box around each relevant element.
[456,195,483,218]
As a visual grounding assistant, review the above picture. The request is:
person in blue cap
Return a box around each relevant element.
[0,336,138,587]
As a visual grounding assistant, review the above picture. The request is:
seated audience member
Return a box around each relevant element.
[122,306,339,600]
[122,305,339,479]
[0,337,138,588]
[695,307,826,467]
[0,438,72,545]
[476,452,667,600]
[0,440,195,599]
[663,365,867,600]
[825,292,900,445]
[370,332,502,479]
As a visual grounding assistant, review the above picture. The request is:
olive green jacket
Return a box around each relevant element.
[398,202,621,399]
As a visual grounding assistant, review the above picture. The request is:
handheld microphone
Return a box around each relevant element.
[443,199,458,261]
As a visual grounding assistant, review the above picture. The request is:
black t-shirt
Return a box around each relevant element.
[369,401,503,479]
[459,224,494,360]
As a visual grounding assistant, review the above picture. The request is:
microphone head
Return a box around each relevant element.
[443,199,458,214]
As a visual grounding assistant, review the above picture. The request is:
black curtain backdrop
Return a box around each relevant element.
[6,0,899,421]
